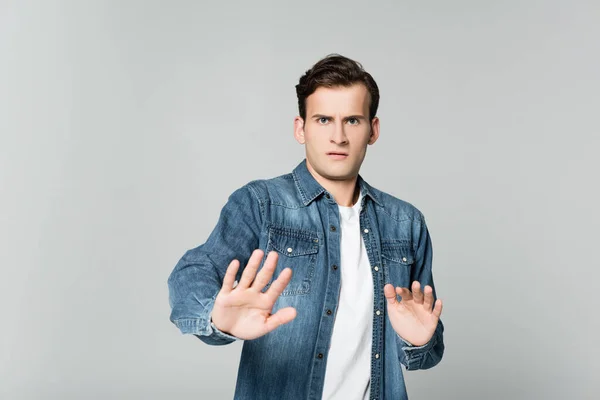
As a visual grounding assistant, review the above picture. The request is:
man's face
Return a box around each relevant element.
[294,83,380,183]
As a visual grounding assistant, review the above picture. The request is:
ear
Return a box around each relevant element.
[368,116,380,145]
[294,116,306,144]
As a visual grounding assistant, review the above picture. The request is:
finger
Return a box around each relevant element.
[251,251,278,291]
[432,298,443,318]
[412,281,424,305]
[423,285,434,311]
[396,286,413,302]
[237,249,264,289]
[264,306,297,333]
[383,283,398,306]
[222,259,240,294]
[265,267,293,302]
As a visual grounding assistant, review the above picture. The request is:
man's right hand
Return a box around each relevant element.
[210,249,296,340]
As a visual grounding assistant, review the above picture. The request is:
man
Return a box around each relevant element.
[167,54,444,400]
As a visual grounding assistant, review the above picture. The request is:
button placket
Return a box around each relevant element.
[359,208,385,397]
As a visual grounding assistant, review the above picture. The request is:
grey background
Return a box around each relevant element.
[1,0,598,399]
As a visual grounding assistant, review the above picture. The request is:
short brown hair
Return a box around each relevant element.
[295,54,380,121]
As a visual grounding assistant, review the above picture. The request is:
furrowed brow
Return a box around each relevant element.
[343,115,367,121]
[311,114,332,120]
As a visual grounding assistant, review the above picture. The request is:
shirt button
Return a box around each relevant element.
[318,353,324,359]
[402,257,407,262]
[373,266,379,271]
[330,225,336,232]
[332,264,338,270]
[363,228,369,233]
[375,353,380,359]
[287,247,293,253]
[376,310,381,316]
[326,309,332,315]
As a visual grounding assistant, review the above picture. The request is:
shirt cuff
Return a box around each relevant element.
[397,333,437,370]
[208,316,240,342]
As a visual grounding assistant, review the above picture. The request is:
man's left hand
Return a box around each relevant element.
[383,281,443,347]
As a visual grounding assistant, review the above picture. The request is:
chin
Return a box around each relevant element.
[307,156,358,180]
[317,166,357,181]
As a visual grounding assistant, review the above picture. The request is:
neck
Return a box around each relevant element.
[306,161,361,207]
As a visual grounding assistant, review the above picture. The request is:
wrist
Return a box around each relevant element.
[210,315,232,336]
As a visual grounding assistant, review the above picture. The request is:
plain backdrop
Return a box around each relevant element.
[1,1,599,399]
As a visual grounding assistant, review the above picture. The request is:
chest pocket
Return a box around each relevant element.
[264,226,319,296]
[381,239,415,286]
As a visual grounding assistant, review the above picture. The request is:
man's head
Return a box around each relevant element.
[294,54,380,184]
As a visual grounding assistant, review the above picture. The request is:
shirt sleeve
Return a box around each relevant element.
[398,213,445,370]
[167,183,264,345]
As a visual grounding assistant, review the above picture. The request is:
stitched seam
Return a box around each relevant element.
[247,182,266,221]
[292,170,309,204]
[267,223,321,240]
[270,201,304,209]
[414,216,424,253]
[379,207,416,223]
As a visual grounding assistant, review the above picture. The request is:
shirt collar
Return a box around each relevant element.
[292,159,383,207]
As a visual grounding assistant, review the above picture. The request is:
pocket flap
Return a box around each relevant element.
[381,240,414,265]
[269,227,319,257]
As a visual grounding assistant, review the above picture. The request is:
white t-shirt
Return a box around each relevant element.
[322,191,374,400]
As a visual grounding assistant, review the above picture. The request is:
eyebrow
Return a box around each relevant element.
[310,114,367,120]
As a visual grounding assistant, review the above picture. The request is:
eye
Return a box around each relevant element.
[318,117,329,125]
[347,117,359,125]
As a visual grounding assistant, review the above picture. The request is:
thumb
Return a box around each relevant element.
[384,284,398,306]
[264,307,297,333]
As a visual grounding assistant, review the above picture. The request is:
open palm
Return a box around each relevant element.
[211,249,297,340]
[384,281,443,347]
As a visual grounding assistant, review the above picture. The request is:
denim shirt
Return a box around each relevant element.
[168,159,445,400]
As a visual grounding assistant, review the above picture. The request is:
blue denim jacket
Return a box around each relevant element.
[168,159,444,400]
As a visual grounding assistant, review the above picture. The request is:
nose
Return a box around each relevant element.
[330,121,348,145]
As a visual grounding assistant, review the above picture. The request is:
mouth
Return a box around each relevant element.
[327,152,349,160]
